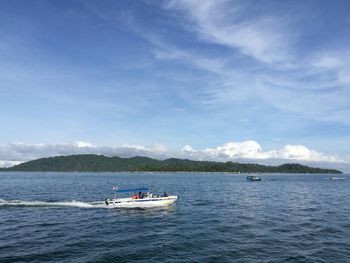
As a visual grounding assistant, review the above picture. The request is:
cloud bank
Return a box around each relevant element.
[0,141,347,168]
[181,141,342,163]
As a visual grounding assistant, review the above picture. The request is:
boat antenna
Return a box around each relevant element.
[112,186,118,199]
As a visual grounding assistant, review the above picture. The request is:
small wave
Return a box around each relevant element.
[0,199,108,209]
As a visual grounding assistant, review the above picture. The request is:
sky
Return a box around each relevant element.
[0,0,350,171]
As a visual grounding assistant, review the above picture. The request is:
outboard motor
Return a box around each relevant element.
[105,198,109,205]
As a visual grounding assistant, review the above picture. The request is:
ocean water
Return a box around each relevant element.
[0,172,350,263]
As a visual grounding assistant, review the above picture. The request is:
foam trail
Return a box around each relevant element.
[0,199,108,208]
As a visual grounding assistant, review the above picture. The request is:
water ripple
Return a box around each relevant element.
[0,172,350,262]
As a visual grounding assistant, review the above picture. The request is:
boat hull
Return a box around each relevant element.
[105,196,179,208]
[247,176,261,181]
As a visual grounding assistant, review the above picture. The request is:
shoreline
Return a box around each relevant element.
[0,171,345,174]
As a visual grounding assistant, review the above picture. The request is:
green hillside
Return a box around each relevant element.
[1,154,342,174]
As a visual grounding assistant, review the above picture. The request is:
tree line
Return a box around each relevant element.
[0,154,342,174]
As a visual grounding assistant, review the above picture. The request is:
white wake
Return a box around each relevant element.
[0,198,108,208]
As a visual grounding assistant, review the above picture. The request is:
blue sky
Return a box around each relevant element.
[0,0,350,169]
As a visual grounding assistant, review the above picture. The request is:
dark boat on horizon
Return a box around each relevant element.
[247,175,261,181]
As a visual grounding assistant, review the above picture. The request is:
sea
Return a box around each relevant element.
[0,172,350,263]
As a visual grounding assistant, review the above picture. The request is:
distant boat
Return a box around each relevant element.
[105,187,178,208]
[247,175,261,182]
[329,177,345,180]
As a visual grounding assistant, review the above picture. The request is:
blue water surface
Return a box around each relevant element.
[1,172,350,263]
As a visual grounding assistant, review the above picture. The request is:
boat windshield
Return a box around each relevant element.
[115,187,149,193]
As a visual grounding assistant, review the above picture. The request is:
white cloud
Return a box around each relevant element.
[181,145,197,158]
[311,51,350,85]
[73,141,96,148]
[0,160,23,168]
[151,144,168,152]
[203,141,265,159]
[0,140,347,168]
[121,143,168,153]
[185,141,343,163]
[121,144,150,152]
[0,142,172,166]
[154,46,228,75]
[165,0,293,64]
[338,71,350,85]
[270,145,339,163]
[181,144,196,153]
[311,55,343,69]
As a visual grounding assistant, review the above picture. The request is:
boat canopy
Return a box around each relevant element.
[116,187,150,193]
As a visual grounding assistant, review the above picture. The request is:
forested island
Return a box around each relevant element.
[0,154,342,173]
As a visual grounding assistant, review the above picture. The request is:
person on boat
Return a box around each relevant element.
[163,192,168,197]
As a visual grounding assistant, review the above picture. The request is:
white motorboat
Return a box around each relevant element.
[247,175,261,181]
[105,187,178,208]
